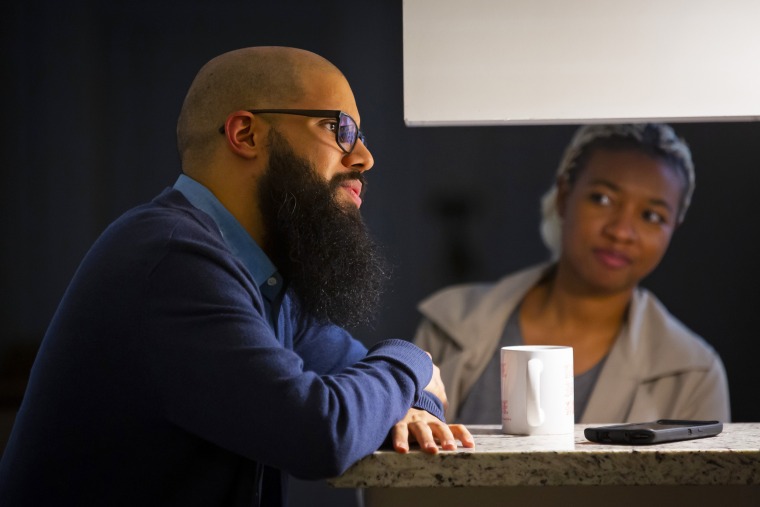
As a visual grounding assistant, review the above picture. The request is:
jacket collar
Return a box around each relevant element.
[419,263,710,386]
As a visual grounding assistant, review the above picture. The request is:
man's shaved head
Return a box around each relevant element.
[176,46,342,172]
[174,46,383,328]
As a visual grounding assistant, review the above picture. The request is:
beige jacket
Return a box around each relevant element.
[414,263,731,423]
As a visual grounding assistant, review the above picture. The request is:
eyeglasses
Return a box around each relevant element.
[219,109,366,154]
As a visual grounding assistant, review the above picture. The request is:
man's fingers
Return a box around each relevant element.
[428,421,457,451]
[448,423,475,448]
[390,408,475,454]
[408,421,439,454]
[426,422,475,451]
[392,423,410,453]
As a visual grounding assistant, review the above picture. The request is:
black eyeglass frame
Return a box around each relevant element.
[218,109,366,154]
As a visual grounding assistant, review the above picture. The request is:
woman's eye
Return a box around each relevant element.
[643,210,667,225]
[323,120,338,133]
[590,192,611,206]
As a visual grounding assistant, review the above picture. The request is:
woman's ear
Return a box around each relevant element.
[556,175,571,219]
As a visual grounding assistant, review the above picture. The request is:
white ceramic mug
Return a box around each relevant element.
[501,345,574,435]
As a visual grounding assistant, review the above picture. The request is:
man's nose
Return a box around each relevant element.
[343,139,374,172]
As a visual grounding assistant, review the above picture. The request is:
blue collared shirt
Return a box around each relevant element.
[173,174,286,337]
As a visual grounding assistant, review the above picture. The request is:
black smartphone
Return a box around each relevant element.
[584,419,723,445]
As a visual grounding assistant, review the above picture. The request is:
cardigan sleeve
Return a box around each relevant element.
[294,315,446,421]
[145,229,436,479]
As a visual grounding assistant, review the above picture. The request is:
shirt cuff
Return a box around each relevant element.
[413,391,446,422]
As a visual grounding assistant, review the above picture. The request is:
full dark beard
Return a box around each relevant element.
[257,129,390,329]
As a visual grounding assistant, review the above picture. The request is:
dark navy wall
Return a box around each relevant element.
[2,3,759,496]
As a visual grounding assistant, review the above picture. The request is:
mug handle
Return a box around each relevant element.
[527,358,545,427]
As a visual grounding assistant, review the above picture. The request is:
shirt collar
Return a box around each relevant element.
[173,174,279,288]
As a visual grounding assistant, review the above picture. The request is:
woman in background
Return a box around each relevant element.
[414,123,730,424]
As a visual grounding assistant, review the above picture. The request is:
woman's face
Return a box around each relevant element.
[557,148,685,295]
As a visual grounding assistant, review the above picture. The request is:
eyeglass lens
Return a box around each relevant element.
[337,113,367,153]
[338,114,357,152]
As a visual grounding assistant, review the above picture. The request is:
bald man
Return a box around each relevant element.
[0,47,473,507]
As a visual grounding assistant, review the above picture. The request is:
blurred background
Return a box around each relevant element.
[3,1,759,504]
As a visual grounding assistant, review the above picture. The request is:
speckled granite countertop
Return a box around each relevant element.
[329,424,760,488]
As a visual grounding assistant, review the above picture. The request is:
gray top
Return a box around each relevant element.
[457,305,605,424]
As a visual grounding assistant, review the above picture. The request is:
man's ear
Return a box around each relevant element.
[221,111,264,159]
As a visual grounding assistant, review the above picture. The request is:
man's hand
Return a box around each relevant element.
[422,354,448,411]
[391,408,474,454]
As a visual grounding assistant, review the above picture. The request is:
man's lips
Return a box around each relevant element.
[593,248,632,269]
[339,180,363,207]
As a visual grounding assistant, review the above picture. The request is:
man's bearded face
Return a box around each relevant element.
[257,129,390,329]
